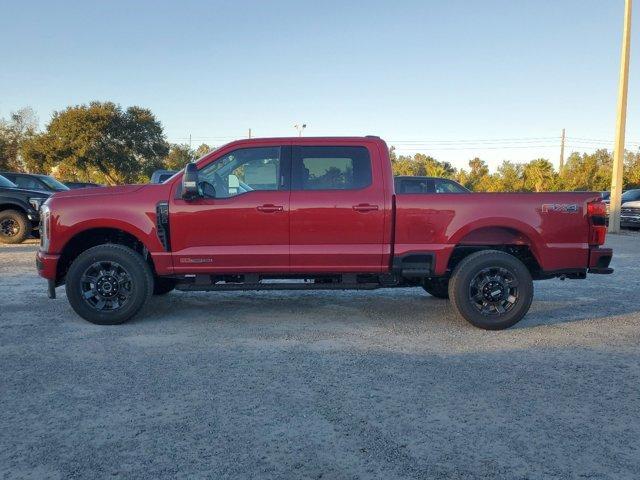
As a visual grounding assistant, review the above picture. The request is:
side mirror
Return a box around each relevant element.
[182,163,200,200]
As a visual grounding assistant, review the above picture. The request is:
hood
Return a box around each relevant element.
[622,200,640,208]
[51,184,145,199]
[0,186,52,197]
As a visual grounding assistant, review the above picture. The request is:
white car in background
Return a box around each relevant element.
[621,198,640,230]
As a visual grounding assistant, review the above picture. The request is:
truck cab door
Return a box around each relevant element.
[169,144,290,273]
[289,144,386,272]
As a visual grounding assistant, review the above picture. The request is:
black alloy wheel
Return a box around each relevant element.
[80,261,133,311]
[468,266,518,316]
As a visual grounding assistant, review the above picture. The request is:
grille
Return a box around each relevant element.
[621,207,640,215]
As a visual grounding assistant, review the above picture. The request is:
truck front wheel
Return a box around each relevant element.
[448,250,533,330]
[65,244,154,325]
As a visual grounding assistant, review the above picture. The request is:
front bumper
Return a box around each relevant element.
[36,251,60,299]
[588,247,613,274]
[36,250,60,280]
[621,214,640,227]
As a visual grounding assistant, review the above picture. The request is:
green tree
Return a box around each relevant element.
[21,102,169,184]
[624,151,640,188]
[560,149,611,191]
[391,152,455,178]
[0,107,38,171]
[522,158,557,192]
[493,161,525,192]
[195,143,212,158]
[458,157,494,191]
[164,144,194,170]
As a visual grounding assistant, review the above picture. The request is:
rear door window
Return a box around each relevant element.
[292,146,372,190]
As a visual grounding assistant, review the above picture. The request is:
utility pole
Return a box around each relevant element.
[248,128,252,139]
[189,134,192,149]
[609,0,633,234]
[559,128,566,173]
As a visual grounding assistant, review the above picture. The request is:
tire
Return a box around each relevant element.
[423,277,449,299]
[448,250,533,330]
[0,209,29,244]
[65,244,154,325]
[153,277,177,295]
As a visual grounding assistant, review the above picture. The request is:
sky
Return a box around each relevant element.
[1,0,638,170]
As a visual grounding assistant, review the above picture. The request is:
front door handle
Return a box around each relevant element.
[257,204,284,213]
[353,203,379,212]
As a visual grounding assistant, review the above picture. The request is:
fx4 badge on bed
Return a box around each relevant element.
[542,203,579,213]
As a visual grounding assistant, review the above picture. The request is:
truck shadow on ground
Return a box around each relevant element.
[139,285,639,330]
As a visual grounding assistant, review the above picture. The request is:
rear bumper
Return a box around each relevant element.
[36,250,60,280]
[588,247,613,274]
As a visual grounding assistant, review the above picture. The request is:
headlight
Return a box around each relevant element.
[40,205,51,252]
[29,197,46,211]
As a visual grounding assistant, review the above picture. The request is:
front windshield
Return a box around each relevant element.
[0,174,17,188]
[39,175,69,191]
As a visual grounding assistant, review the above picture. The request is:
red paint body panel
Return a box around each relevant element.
[289,140,387,272]
[394,192,599,275]
[36,136,609,283]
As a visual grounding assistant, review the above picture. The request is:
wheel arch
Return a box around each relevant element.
[446,221,544,278]
[56,226,157,283]
[0,201,29,215]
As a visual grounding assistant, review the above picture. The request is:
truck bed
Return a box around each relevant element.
[394,191,603,275]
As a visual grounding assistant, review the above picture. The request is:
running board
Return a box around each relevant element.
[173,273,402,292]
[176,282,382,292]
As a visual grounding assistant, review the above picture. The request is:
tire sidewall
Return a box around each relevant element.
[65,245,153,325]
[0,210,29,244]
[449,251,533,330]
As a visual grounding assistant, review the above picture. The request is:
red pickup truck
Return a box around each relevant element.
[36,136,612,329]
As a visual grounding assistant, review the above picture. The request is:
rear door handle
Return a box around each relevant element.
[353,203,379,212]
[257,204,284,213]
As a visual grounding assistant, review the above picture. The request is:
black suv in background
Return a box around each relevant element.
[0,174,50,244]
[0,172,69,193]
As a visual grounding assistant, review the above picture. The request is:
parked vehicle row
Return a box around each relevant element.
[0,171,102,194]
[36,136,613,330]
[602,189,640,229]
[0,174,50,244]
[0,172,103,243]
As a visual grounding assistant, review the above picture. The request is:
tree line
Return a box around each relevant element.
[1,101,639,191]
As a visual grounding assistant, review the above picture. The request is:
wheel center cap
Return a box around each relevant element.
[97,276,119,297]
[483,281,505,302]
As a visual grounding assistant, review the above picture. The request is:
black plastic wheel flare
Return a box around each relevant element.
[80,261,132,311]
[468,267,519,316]
[0,218,19,237]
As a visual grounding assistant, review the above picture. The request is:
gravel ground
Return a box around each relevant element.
[1,233,639,479]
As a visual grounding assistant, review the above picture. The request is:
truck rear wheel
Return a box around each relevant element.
[448,250,533,330]
[0,209,29,244]
[422,277,449,299]
[65,244,153,325]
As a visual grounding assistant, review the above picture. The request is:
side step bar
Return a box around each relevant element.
[173,273,406,292]
[176,282,382,292]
